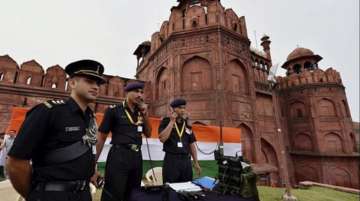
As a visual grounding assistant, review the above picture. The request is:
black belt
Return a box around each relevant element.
[113,144,141,152]
[34,180,89,192]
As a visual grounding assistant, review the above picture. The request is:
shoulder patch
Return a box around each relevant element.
[43,99,65,109]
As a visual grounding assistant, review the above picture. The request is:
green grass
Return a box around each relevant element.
[97,161,359,201]
[258,186,359,201]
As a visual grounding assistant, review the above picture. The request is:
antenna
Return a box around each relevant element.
[253,30,258,49]
[219,120,224,156]
[214,120,224,161]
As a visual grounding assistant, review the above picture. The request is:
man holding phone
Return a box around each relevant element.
[158,98,201,183]
[95,81,151,201]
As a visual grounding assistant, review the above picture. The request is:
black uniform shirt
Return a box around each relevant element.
[98,102,144,145]
[158,117,196,155]
[8,98,95,182]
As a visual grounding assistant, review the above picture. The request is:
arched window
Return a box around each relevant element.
[294,133,313,151]
[330,167,352,187]
[260,61,264,69]
[318,99,336,117]
[182,57,212,92]
[296,109,304,117]
[293,64,301,74]
[0,72,4,81]
[295,165,319,184]
[192,20,198,28]
[26,76,32,85]
[51,83,57,89]
[232,23,238,32]
[290,101,306,118]
[156,67,169,99]
[225,60,249,95]
[239,124,254,162]
[324,133,343,153]
[304,61,312,70]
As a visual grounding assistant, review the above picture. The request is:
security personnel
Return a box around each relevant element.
[6,59,106,201]
[95,81,152,201]
[158,98,201,183]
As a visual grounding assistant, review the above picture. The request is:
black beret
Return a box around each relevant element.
[170,98,186,108]
[65,59,106,84]
[124,82,144,92]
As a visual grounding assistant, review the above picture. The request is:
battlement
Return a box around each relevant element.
[0,55,141,98]
[276,67,343,90]
[134,0,248,61]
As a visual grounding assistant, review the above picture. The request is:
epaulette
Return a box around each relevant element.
[43,99,65,109]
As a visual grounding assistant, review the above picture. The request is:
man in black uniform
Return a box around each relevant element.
[158,98,201,183]
[95,81,151,201]
[6,59,106,201]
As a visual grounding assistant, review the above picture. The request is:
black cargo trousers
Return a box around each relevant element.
[162,153,192,184]
[101,145,142,201]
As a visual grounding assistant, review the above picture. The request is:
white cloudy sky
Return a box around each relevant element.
[0,0,359,121]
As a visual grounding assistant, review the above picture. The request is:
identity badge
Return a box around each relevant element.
[137,125,143,133]
[92,145,96,155]
[177,142,183,148]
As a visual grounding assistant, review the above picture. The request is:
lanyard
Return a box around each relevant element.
[174,121,185,139]
[123,101,140,125]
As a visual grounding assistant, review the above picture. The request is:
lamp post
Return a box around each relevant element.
[277,128,297,201]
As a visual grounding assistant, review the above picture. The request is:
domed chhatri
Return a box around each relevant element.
[286,47,315,61]
[282,47,323,74]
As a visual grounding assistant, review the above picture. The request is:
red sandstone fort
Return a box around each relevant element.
[0,0,358,189]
